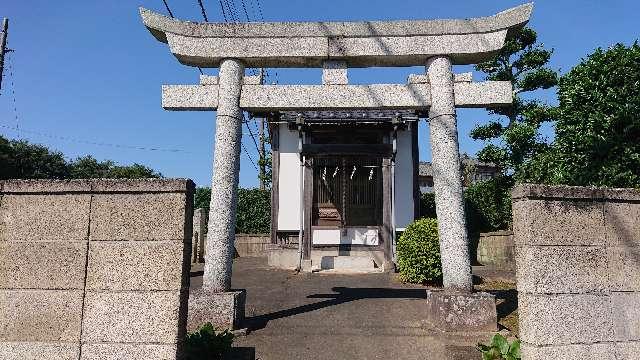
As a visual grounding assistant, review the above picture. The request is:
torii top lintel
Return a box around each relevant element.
[140,3,533,68]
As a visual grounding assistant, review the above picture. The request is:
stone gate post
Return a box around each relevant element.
[427,56,472,292]
[203,58,245,292]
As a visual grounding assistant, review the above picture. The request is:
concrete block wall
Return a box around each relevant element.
[0,179,194,360]
[235,234,271,257]
[476,230,515,270]
[512,184,640,360]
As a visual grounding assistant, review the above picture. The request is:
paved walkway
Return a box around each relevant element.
[191,258,490,360]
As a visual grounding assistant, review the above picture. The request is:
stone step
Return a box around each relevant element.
[318,255,377,272]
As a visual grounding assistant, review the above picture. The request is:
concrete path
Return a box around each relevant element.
[191,258,489,360]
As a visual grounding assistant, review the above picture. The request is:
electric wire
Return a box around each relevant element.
[196,0,260,171]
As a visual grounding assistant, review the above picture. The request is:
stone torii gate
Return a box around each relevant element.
[140,3,532,329]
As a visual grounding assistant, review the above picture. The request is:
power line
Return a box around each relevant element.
[161,0,175,18]
[241,141,258,170]
[196,0,209,22]
[216,0,228,22]
[0,122,192,153]
[195,0,261,171]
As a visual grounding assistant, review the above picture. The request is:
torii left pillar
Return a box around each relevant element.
[188,58,247,331]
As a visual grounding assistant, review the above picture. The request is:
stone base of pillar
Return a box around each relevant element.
[424,290,497,333]
[301,259,313,272]
[187,289,246,332]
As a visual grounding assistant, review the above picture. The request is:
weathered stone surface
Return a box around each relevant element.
[319,255,377,272]
[268,247,300,270]
[80,343,178,360]
[0,241,87,289]
[512,199,606,246]
[521,343,615,360]
[515,245,609,294]
[188,289,246,331]
[616,341,640,360]
[140,4,533,67]
[90,178,194,193]
[608,246,640,291]
[86,241,188,291]
[605,202,640,246]
[203,59,244,292]
[327,32,507,65]
[89,193,187,241]
[81,291,184,343]
[199,74,218,85]
[408,72,472,84]
[0,290,83,342]
[0,342,79,360]
[1,179,92,193]
[163,84,219,111]
[612,292,640,341]
[164,81,512,112]
[427,56,471,291]
[476,230,514,269]
[424,290,496,332]
[518,293,614,346]
[0,194,91,241]
[322,60,348,85]
[193,208,206,262]
[511,183,606,201]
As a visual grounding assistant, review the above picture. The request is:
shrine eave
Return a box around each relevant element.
[140,3,533,68]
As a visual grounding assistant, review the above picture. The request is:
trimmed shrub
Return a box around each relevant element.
[396,218,442,284]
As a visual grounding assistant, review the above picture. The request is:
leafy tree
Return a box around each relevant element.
[68,155,161,179]
[193,186,271,234]
[521,43,640,188]
[0,135,161,180]
[0,136,69,179]
[472,27,558,177]
[194,186,212,213]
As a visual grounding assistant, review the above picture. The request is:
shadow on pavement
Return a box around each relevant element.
[245,286,427,331]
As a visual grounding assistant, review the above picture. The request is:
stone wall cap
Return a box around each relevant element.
[0,178,195,194]
[512,184,640,202]
[479,230,514,237]
[0,179,94,193]
[90,178,195,193]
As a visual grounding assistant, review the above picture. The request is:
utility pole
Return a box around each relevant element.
[0,18,8,92]
[258,68,266,190]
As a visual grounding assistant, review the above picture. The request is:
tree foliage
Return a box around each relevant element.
[521,43,640,188]
[472,27,558,176]
[194,186,271,234]
[0,135,161,180]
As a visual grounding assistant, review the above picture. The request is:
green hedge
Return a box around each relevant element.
[193,187,271,234]
[236,188,271,234]
[396,218,442,284]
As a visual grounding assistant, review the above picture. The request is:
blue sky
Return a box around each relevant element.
[1,1,638,187]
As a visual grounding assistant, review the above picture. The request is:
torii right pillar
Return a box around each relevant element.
[425,56,498,333]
